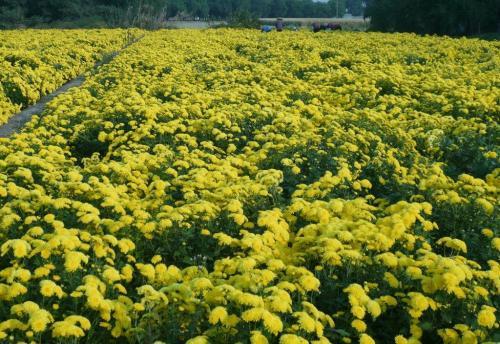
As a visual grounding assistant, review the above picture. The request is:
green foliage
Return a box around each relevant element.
[366,0,500,35]
[226,10,261,28]
[347,0,363,16]
[328,0,346,18]
[0,0,364,27]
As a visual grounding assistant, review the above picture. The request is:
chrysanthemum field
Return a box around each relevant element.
[0,29,140,125]
[0,29,498,344]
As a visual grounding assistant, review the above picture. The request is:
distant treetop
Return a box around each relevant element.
[0,0,364,28]
[365,0,499,36]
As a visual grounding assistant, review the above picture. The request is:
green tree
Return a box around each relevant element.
[250,0,271,17]
[166,0,186,17]
[285,0,304,17]
[233,0,250,14]
[0,0,26,26]
[347,0,364,16]
[269,0,287,17]
[186,0,208,17]
[208,0,232,18]
[366,0,500,35]
[328,0,346,18]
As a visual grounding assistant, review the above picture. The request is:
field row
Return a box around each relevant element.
[0,30,498,343]
[0,29,142,125]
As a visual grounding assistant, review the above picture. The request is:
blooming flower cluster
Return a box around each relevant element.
[0,30,498,343]
[0,29,142,124]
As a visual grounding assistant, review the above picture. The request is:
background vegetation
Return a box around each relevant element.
[0,1,498,43]
[0,0,361,28]
[366,0,500,36]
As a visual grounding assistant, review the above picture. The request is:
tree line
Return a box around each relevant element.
[1,0,498,35]
[366,0,499,35]
[0,0,365,27]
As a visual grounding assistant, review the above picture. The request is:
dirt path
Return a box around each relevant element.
[0,36,143,139]
[0,76,85,138]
